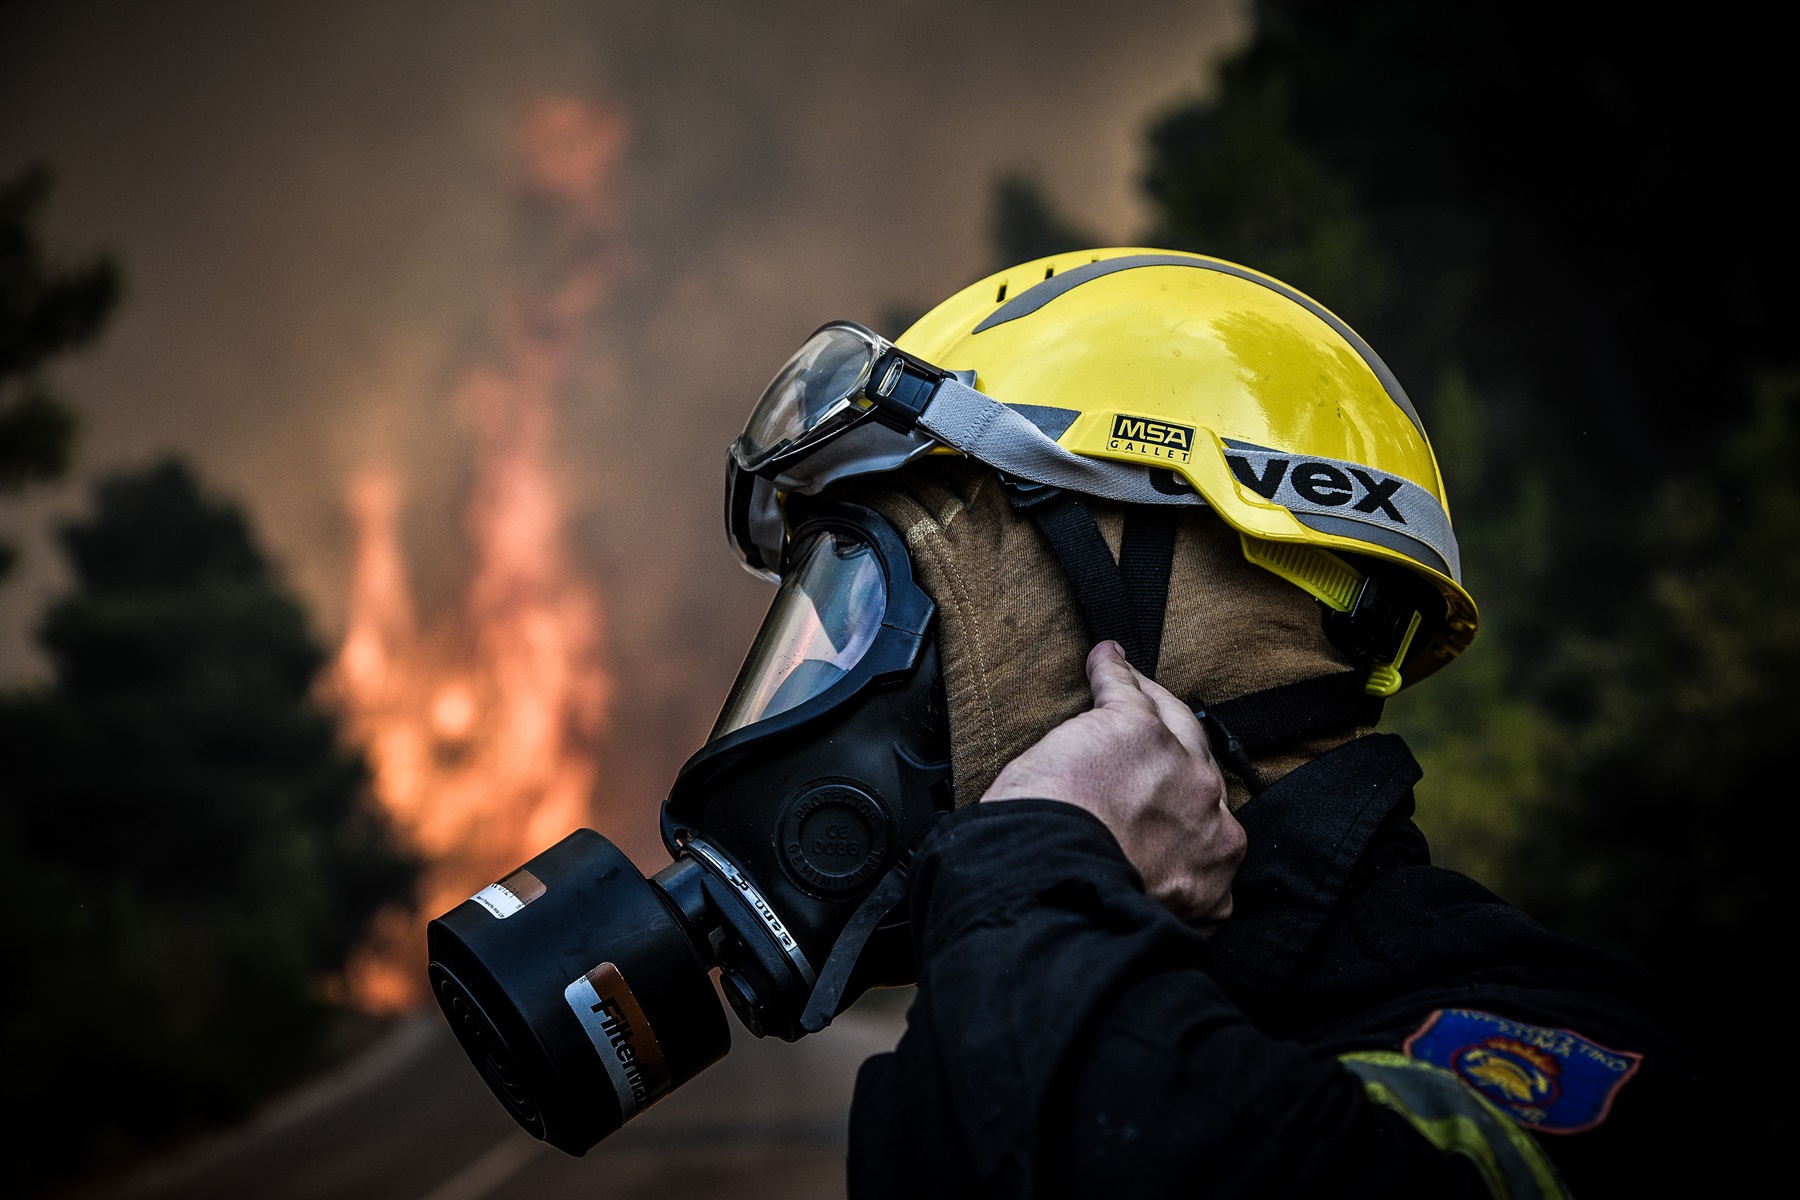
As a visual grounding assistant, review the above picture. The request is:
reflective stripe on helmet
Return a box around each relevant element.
[1222,441,1461,581]
[912,379,1461,583]
[970,252,1425,438]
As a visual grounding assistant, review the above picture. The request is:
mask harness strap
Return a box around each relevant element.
[798,817,942,1034]
[1000,476,1179,680]
[1001,479,1384,797]
[1120,503,1179,675]
[1003,479,1159,673]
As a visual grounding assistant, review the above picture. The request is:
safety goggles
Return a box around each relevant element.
[731,322,954,477]
[725,322,1204,581]
[725,324,957,581]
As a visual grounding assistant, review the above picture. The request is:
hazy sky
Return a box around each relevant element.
[0,0,1245,846]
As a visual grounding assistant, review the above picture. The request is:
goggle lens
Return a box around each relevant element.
[736,323,882,472]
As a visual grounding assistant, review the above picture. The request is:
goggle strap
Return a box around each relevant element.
[865,348,950,430]
[924,380,1199,506]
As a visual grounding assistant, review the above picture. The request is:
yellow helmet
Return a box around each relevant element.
[726,247,1476,689]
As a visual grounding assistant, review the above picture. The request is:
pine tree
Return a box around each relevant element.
[0,461,418,1190]
[0,166,120,577]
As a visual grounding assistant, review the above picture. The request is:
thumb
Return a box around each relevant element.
[1085,640,1154,715]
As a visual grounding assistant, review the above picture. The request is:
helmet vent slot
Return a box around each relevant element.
[995,281,1008,303]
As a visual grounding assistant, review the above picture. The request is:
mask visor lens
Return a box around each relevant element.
[734,323,882,473]
[711,528,886,739]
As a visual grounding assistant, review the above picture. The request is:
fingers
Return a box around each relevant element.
[1136,671,1214,763]
[997,640,1246,926]
[1085,641,1214,764]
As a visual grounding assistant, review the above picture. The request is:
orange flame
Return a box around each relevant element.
[332,98,626,1012]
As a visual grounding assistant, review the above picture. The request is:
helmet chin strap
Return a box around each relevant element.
[999,477,1388,798]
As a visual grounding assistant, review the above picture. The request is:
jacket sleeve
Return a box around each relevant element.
[847,800,1497,1200]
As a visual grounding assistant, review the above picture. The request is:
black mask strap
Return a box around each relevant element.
[798,816,942,1034]
[1119,505,1178,675]
[1000,477,1380,797]
[1003,478,1176,678]
[1208,671,1384,754]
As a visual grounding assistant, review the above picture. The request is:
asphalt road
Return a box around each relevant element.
[101,995,911,1200]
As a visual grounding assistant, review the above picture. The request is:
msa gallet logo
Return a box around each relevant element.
[1109,414,1195,463]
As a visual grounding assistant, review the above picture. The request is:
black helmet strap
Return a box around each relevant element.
[1002,477,1176,676]
[1002,478,1384,797]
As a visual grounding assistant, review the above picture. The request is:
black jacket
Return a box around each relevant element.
[848,734,1695,1199]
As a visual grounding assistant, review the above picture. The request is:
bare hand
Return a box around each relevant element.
[981,640,1246,927]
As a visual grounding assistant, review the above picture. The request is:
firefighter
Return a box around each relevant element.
[718,249,1693,1197]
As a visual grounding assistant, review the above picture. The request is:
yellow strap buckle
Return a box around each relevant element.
[1239,534,1420,696]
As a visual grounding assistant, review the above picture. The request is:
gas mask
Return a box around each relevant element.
[427,500,952,1154]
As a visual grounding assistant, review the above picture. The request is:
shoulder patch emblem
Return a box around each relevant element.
[1403,1008,1642,1134]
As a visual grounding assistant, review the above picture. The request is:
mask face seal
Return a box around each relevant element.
[428,502,951,1154]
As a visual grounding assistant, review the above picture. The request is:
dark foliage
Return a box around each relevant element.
[1126,0,1798,1172]
[990,171,1098,269]
[1517,383,1800,1149]
[0,167,121,571]
[0,461,418,1192]
[1143,0,1800,650]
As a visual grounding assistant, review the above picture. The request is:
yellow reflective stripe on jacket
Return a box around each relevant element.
[1339,1051,1570,1200]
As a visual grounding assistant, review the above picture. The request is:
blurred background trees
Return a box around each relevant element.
[0,171,417,1191]
[986,0,1793,1165]
[1,164,120,578]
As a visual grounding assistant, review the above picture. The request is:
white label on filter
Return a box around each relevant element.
[470,868,546,919]
[472,884,524,918]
